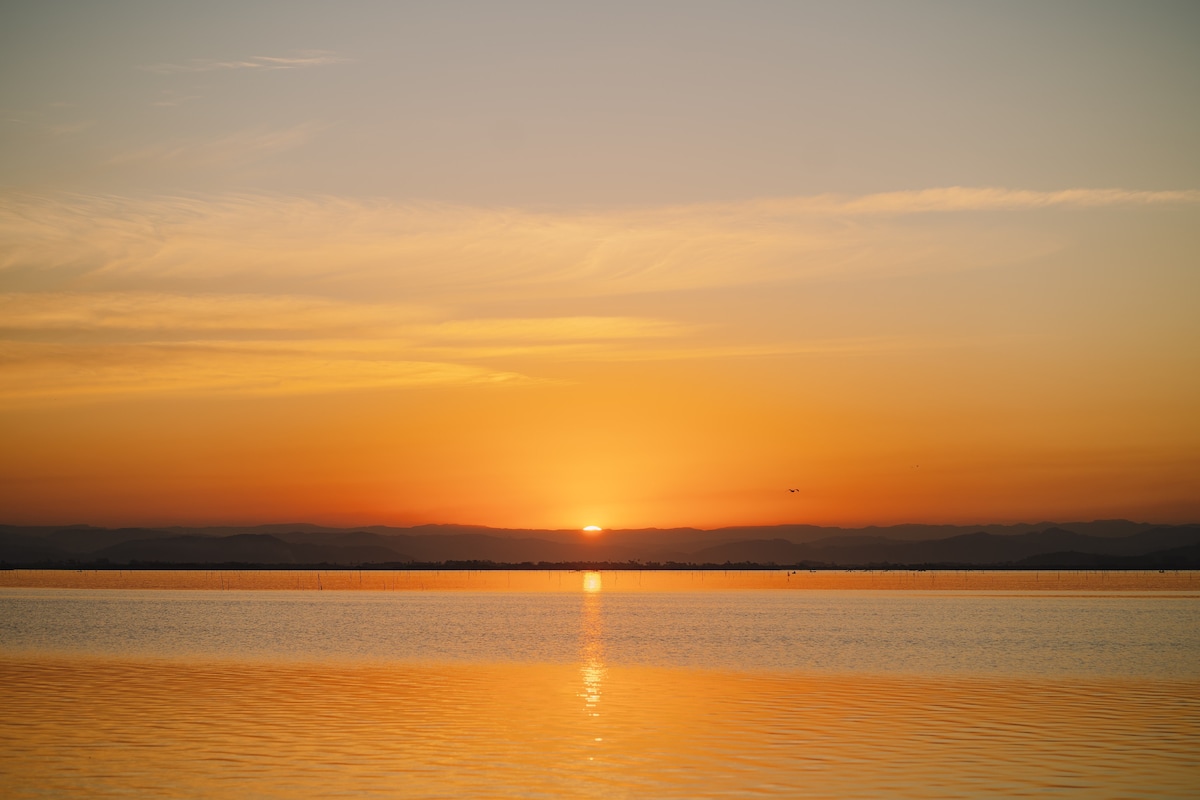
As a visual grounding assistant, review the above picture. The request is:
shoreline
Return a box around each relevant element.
[3,567,1197,592]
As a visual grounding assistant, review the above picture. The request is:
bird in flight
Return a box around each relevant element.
[787,488,800,493]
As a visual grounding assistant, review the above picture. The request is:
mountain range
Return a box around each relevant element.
[2,520,1198,568]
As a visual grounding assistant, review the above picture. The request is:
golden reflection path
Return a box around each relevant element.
[580,572,605,764]
[3,568,1199,796]
[1,653,1196,799]
[1,568,1197,592]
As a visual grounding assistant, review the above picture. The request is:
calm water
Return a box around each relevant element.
[2,571,1198,798]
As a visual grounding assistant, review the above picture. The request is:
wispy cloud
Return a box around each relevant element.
[1,186,1194,405]
[0,292,686,344]
[0,340,539,406]
[9,186,1190,302]
[150,90,202,108]
[0,292,691,405]
[749,186,1200,216]
[1,106,95,138]
[0,290,943,406]
[408,334,966,364]
[45,120,96,137]
[0,293,428,334]
[141,50,347,74]
[104,124,320,168]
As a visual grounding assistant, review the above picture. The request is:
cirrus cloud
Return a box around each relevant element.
[1,185,1195,406]
[141,50,348,74]
[9,185,1189,300]
[0,291,695,406]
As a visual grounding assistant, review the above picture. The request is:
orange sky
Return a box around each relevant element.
[1,3,1198,528]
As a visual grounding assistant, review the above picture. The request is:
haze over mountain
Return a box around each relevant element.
[3,521,1197,569]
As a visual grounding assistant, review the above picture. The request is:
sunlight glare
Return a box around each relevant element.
[583,572,602,593]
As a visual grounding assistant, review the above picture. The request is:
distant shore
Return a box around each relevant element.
[4,520,1198,572]
[3,566,1198,593]
[3,560,1199,571]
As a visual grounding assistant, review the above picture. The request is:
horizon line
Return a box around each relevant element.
[4,518,1193,532]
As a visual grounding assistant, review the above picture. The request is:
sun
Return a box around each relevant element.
[582,525,603,535]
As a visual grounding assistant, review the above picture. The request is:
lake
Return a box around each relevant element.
[2,570,1198,798]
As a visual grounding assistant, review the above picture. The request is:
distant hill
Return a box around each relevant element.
[2,520,1198,568]
[691,525,1200,567]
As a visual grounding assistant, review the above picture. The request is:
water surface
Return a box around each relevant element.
[2,571,1197,798]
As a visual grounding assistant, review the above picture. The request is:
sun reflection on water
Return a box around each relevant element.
[582,571,602,593]
[579,572,606,757]
[2,572,1198,798]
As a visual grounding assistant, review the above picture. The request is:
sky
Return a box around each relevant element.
[1,0,1198,529]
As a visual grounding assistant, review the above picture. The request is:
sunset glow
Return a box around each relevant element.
[1,3,1197,530]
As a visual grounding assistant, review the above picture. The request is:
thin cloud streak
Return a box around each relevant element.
[0,293,431,334]
[0,285,995,406]
[0,339,544,408]
[2,186,1194,405]
[0,293,687,342]
[9,185,1179,299]
[749,187,1200,216]
[410,335,972,364]
[104,124,320,168]
[0,291,692,405]
[141,51,348,74]
[1,107,95,138]
[0,329,956,407]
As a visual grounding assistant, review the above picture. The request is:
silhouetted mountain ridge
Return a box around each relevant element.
[2,520,1197,567]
